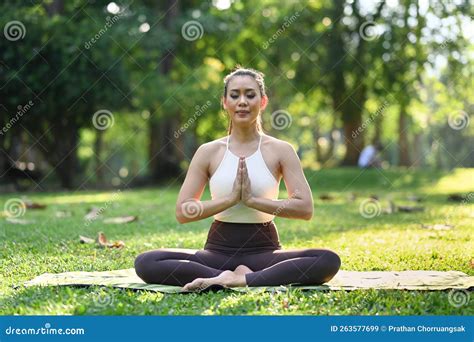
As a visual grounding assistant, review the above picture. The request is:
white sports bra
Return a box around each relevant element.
[209,134,280,223]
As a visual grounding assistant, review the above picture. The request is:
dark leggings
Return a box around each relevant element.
[134,220,341,287]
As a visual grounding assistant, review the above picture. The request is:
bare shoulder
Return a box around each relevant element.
[262,135,296,157]
[196,136,227,156]
[192,136,227,173]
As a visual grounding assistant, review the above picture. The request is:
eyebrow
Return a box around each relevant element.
[229,88,256,92]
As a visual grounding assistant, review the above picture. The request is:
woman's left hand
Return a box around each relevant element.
[241,158,254,207]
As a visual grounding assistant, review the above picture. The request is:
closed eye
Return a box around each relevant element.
[230,93,256,99]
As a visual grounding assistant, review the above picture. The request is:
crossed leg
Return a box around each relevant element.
[240,248,341,286]
[135,247,341,290]
[134,248,240,286]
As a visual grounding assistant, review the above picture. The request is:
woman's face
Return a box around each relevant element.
[223,76,267,129]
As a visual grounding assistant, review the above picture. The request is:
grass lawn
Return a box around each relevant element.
[1,168,473,315]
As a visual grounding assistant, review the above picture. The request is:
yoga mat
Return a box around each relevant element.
[24,269,474,293]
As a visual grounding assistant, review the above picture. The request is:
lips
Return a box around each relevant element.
[235,110,250,115]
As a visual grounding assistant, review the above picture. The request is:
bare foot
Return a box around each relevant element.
[182,270,247,292]
[233,264,253,275]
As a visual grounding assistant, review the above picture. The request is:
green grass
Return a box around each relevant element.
[1,167,473,315]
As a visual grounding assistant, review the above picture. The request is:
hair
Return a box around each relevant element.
[222,67,267,134]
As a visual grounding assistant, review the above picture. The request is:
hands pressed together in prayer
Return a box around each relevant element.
[228,157,255,207]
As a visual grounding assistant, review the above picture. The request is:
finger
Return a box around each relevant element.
[237,159,243,178]
[242,160,249,177]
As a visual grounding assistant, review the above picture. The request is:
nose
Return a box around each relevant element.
[238,95,248,106]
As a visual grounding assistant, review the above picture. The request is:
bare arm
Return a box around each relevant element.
[242,142,313,220]
[175,144,241,224]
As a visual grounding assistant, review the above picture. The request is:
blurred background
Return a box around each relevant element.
[0,0,472,192]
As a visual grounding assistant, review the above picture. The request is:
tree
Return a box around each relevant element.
[0,1,130,188]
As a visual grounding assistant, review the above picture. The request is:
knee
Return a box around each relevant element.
[305,248,341,271]
[322,250,341,280]
[134,251,157,282]
[325,250,341,270]
[134,250,178,283]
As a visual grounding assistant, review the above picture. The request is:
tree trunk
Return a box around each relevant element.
[149,115,182,180]
[412,132,422,167]
[398,100,411,166]
[373,111,382,144]
[41,0,78,189]
[313,125,322,163]
[149,120,160,179]
[148,0,183,182]
[94,130,104,185]
[320,120,337,165]
[43,124,79,189]
[0,134,12,176]
[341,115,363,166]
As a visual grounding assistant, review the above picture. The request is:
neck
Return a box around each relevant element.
[230,125,261,143]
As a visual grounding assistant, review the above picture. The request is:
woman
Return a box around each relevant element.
[134,67,341,292]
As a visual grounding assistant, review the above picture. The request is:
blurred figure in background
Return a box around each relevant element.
[358,141,383,168]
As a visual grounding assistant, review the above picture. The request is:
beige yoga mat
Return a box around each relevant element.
[24,269,474,293]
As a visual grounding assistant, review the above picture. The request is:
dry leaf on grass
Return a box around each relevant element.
[397,205,425,213]
[25,203,47,209]
[79,232,125,248]
[6,217,35,224]
[383,201,425,214]
[407,195,422,202]
[103,216,138,224]
[447,194,465,202]
[97,232,125,249]
[347,193,357,202]
[84,207,100,221]
[23,199,47,209]
[79,235,95,244]
[383,201,397,214]
[421,224,454,231]
[56,210,72,218]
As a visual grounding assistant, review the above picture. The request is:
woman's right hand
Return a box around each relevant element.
[228,157,243,206]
